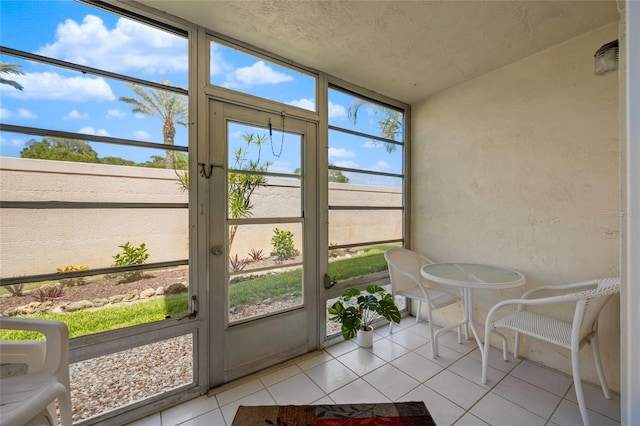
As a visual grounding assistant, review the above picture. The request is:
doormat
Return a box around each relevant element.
[231,401,436,425]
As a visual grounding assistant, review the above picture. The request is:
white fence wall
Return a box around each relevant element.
[0,157,401,278]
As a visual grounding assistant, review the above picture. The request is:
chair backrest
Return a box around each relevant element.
[575,277,620,342]
[384,248,433,293]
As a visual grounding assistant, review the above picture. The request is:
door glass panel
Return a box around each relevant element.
[227,118,304,324]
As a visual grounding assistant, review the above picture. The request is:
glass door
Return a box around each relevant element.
[208,100,318,385]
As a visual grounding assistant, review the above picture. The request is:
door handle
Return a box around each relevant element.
[211,245,224,256]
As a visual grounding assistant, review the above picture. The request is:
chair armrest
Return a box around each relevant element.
[519,279,598,300]
[0,318,69,375]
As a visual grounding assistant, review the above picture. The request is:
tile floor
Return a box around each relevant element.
[128,317,621,426]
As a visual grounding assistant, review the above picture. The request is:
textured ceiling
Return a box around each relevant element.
[135,0,619,104]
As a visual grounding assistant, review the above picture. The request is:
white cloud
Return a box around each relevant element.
[328,147,355,159]
[79,126,110,136]
[0,72,115,101]
[289,98,315,111]
[334,160,359,169]
[374,161,390,170]
[362,140,379,149]
[106,109,126,119]
[224,61,293,88]
[328,102,347,119]
[0,107,36,119]
[210,43,232,77]
[65,109,88,119]
[37,15,188,74]
[134,130,151,140]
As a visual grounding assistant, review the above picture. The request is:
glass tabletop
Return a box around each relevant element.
[420,262,525,289]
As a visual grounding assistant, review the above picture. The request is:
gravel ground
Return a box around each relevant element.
[69,297,318,423]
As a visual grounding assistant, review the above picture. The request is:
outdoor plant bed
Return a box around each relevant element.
[0,268,189,316]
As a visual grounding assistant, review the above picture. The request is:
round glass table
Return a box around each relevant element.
[420,262,525,365]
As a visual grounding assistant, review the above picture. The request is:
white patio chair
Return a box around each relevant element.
[481,277,620,426]
[0,317,73,426]
[384,247,465,357]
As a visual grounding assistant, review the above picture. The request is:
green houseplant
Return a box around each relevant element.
[328,285,401,347]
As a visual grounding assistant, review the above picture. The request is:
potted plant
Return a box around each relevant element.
[328,285,401,347]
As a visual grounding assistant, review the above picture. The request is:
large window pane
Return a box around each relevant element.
[211,40,316,111]
[329,180,402,207]
[328,209,402,246]
[328,129,403,175]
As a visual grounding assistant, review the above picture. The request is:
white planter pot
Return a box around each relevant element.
[356,327,374,347]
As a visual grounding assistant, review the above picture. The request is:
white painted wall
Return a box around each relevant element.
[411,23,621,390]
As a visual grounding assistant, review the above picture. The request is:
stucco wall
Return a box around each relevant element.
[411,23,621,390]
[0,157,401,277]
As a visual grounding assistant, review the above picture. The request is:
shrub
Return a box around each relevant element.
[5,284,24,297]
[271,228,297,261]
[229,254,248,272]
[56,265,89,287]
[247,248,265,261]
[112,242,150,283]
[32,284,67,302]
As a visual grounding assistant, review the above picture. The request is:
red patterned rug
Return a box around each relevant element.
[231,401,436,425]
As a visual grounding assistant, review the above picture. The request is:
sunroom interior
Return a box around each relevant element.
[0,0,638,425]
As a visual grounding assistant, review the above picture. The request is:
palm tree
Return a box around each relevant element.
[119,81,187,169]
[347,100,402,153]
[0,62,25,91]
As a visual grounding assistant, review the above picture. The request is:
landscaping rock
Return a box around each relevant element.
[109,295,125,304]
[140,288,156,298]
[63,300,94,312]
[93,298,109,307]
[155,286,165,296]
[165,283,188,295]
[124,292,139,301]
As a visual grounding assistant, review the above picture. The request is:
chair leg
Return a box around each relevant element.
[591,335,611,399]
[415,300,421,324]
[58,390,74,426]
[514,332,520,359]
[427,309,437,358]
[572,348,591,426]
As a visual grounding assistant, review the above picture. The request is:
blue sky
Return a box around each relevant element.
[0,0,403,183]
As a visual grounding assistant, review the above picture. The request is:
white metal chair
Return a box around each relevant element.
[384,247,465,357]
[481,277,620,426]
[0,317,73,426]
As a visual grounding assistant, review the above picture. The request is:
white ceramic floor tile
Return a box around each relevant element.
[267,373,326,404]
[447,355,506,388]
[491,375,561,418]
[470,392,546,426]
[311,396,334,404]
[399,384,465,426]
[161,395,219,426]
[296,351,334,371]
[126,413,161,426]
[437,330,478,355]
[413,341,465,367]
[424,370,488,409]
[564,381,621,421]
[467,346,521,373]
[259,364,303,387]
[215,378,264,407]
[219,389,276,425]
[510,360,573,397]
[364,337,410,362]
[454,412,491,425]
[178,408,226,426]
[388,328,430,350]
[305,358,359,393]
[362,363,420,401]
[324,340,359,357]
[402,321,435,338]
[550,399,621,426]
[337,348,387,376]
[328,378,390,404]
[391,351,444,382]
